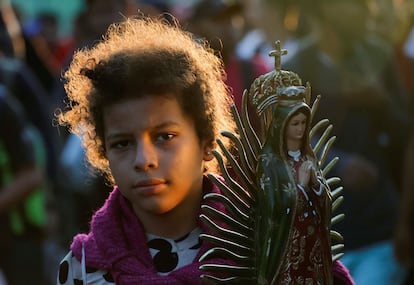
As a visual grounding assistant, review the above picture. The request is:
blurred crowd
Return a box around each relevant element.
[0,0,413,284]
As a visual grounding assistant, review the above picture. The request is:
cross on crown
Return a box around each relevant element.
[268,40,288,71]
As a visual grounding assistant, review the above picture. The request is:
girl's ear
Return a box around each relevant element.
[202,140,214,161]
[203,148,214,161]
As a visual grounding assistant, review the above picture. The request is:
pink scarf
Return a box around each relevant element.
[71,177,224,284]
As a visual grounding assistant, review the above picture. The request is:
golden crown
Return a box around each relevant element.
[249,41,311,115]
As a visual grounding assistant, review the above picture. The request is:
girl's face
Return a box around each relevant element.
[285,112,307,146]
[103,96,212,224]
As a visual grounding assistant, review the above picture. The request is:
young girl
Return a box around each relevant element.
[56,15,236,284]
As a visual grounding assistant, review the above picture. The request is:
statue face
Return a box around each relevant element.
[285,111,307,149]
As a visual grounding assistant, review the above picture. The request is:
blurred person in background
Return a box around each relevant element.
[394,13,414,285]
[71,0,137,49]
[370,1,414,188]
[0,84,48,285]
[187,0,271,131]
[395,130,414,285]
[20,11,75,95]
[246,0,316,69]
[0,2,60,192]
[1,3,62,284]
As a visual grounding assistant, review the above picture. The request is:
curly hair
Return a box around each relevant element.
[58,15,236,184]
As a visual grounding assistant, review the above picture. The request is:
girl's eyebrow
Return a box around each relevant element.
[151,121,181,129]
[105,121,181,140]
[105,132,128,141]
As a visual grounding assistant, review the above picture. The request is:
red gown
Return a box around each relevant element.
[277,154,332,285]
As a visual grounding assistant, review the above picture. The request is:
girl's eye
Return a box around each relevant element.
[156,133,176,142]
[110,140,131,149]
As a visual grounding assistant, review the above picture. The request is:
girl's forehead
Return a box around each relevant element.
[103,96,189,127]
[106,93,181,110]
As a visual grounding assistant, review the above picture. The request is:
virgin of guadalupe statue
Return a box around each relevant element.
[198,41,354,285]
[257,88,333,284]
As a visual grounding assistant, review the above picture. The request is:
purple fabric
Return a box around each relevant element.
[71,175,355,284]
[333,260,355,285]
[71,177,223,284]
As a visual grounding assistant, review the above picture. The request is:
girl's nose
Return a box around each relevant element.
[134,139,158,171]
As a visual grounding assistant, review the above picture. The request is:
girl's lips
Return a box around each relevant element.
[133,179,167,195]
